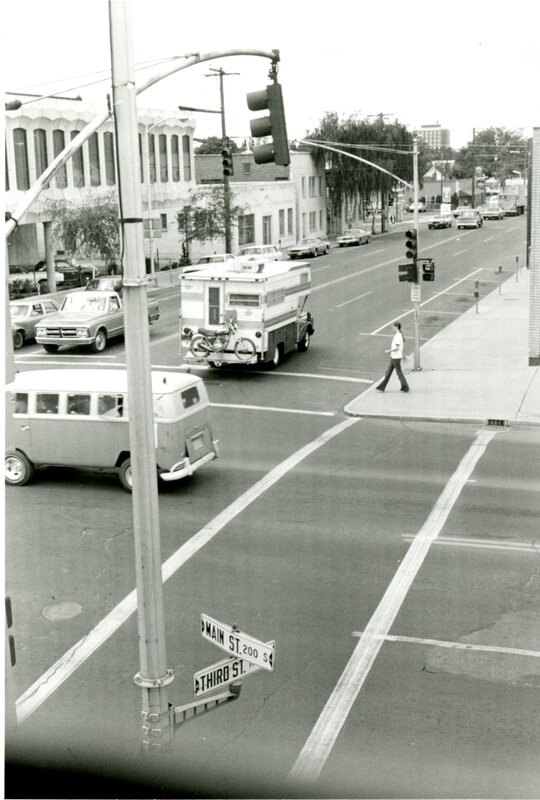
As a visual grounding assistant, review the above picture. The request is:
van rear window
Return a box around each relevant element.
[181,386,200,408]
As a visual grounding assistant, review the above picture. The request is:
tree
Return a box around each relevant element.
[453,127,528,182]
[194,136,241,155]
[46,192,121,264]
[176,185,248,257]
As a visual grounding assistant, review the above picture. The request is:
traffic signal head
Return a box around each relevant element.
[405,229,418,260]
[422,262,435,282]
[246,81,290,166]
[398,263,418,283]
[221,148,234,177]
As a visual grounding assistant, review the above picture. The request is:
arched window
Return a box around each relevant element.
[33,129,49,178]
[148,134,156,183]
[104,132,116,185]
[89,132,101,186]
[159,134,168,182]
[13,129,30,190]
[71,131,85,187]
[171,135,180,181]
[182,135,191,181]
[52,130,68,188]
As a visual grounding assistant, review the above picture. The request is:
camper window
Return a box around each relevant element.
[228,293,260,308]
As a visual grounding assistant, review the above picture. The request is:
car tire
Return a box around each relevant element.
[265,344,282,370]
[297,331,310,352]
[5,450,34,486]
[91,329,107,353]
[43,344,59,354]
[13,330,25,350]
[118,458,133,492]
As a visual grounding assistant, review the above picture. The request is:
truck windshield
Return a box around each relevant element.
[61,294,109,312]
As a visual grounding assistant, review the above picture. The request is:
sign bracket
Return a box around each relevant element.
[172,682,242,731]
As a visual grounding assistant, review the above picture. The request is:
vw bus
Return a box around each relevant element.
[6,369,218,491]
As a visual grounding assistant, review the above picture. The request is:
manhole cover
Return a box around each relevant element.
[43,601,82,620]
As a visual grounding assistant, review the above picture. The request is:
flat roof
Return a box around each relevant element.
[181,260,310,281]
[9,369,200,394]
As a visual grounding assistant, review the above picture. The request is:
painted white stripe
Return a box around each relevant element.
[287,428,496,786]
[452,249,467,256]
[370,268,483,335]
[336,290,373,309]
[368,248,385,255]
[350,632,540,660]
[182,365,373,385]
[150,331,180,346]
[16,417,358,723]
[483,237,495,242]
[15,359,120,367]
[402,534,540,554]
[418,309,462,315]
[210,402,335,417]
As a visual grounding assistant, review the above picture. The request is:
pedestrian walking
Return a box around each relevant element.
[376,321,409,392]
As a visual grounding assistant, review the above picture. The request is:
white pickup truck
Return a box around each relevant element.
[35,290,160,353]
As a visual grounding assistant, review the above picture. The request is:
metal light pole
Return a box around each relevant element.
[108,0,173,752]
[412,135,421,371]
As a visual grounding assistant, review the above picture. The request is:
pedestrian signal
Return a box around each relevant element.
[422,262,435,282]
[405,229,418,261]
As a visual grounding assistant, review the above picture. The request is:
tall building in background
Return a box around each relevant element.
[416,123,451,149]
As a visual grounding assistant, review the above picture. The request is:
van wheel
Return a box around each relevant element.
[92,330,107,353]
[43,344,59,354]
[266,344,281,370]
[297,331,310,352]
[5,450,34,486]
[118,458,133,492]
[13,330,24,350]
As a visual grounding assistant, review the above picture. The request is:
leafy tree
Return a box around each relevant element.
[194,136,241,155]
[303,112,414,226]
[46,192,120,263]
[453,127,528,182]
[176,185,248,254]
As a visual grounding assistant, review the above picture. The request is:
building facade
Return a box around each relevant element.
[416,124,451,150]
[5,99,196,268]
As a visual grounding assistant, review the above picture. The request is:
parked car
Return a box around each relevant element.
[479,205,505,220]
[407,201,426,213]
[181,254,242,275]
[337,228,371,247]
[238,244,283,262]
[428,214,453,230]
[10,298,60,349]
[288,237,330,259]
[85,276,124,294]
[456,210,483,229]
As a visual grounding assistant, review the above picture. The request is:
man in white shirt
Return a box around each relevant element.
[376,321,409,392]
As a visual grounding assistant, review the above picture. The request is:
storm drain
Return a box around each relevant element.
[42,601,82,621]
[486,419,509,430]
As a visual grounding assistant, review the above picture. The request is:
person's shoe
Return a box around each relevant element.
[401,387,409,392]
[376,386,385,392]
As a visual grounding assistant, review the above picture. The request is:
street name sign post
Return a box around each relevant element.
[194,641,275,697]
[201,613,275,671]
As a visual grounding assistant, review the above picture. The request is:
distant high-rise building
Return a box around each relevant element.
[416,123,451,149]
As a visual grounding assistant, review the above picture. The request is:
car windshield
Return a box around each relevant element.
[239,248,260,255]
[300,239,316,244]
[10,303,31,318]
[61,294,109,312]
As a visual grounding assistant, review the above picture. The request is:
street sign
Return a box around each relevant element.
[411,284,421,302]
[193,642,275,698]
[201,613,275,671]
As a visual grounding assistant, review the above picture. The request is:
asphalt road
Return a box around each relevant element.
[7,215,540,799]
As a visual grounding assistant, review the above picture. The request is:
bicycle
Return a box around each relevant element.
[189,318,256,362]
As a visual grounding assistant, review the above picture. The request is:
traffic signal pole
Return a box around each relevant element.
[217,69,232,254]
[108,0,173,752]
[412,136,422,371]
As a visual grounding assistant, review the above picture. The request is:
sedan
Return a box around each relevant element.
[479,205,505,220]
[288,237,330,259]
[10,298,60,349]
[336,228,371,247]
[428,214,453,230]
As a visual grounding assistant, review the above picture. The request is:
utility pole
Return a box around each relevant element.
[206,67,239,254]
[108,0,173,752]
[471,128,476,208]
[412,135,421,371]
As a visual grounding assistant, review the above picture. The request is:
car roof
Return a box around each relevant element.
[9,369,203,395]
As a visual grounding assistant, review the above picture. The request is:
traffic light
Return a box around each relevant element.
[422,261,435,282]
[221,148,234,177]
[246,81,290,166]
[405,229,418,261]
[398,263,418,283]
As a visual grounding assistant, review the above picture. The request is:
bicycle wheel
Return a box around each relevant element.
[190,335,210,358]
[234,337,256,361]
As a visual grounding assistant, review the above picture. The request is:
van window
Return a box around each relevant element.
[181,386,200,409]
[67,393,91,415]
[36,393,59,414]
[13,393,28,414]
[98,394,124,417]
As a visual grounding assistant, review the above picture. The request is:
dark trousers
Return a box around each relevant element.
[377,358,409,390]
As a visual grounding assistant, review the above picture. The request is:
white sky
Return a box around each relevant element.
[2,0,539,149]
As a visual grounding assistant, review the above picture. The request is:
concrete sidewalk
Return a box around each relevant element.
[345,268,540,428]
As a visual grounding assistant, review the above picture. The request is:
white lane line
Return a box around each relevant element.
[402,534,540,554]
[15,359,120,367]
[452,249,467,257]
[211,402,336,417]
[335,290,373,309]
[368,248,385,255]
[15,417,358,723]
[418,309,462,315]
[16,354,116,361]
[483,237,495,242]
[287,428,496,786]
[178,366,373,384]
[370,268,483,335]
[350,632,540,660]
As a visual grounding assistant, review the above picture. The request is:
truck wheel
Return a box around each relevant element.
[297,331,310,352]
[13,330,24,350]
[43,344,59,354]
[92,330,107,353]
[5,450,34,486]
[266,344,281,370]
[118,458,133,492]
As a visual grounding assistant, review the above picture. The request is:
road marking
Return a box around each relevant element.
[483,237,495,242]
[418,309,462,315]
[15,417,358,723]
[350,632,540,659]
[370,268,483,334]
[368,248,384,255]
[401,534,540,554]
[178,365,373,384]
[452,249,467,256]
[150,331,180,346]
[211,402,336,417]
[287,428,496,787]
[335,290,373,309]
